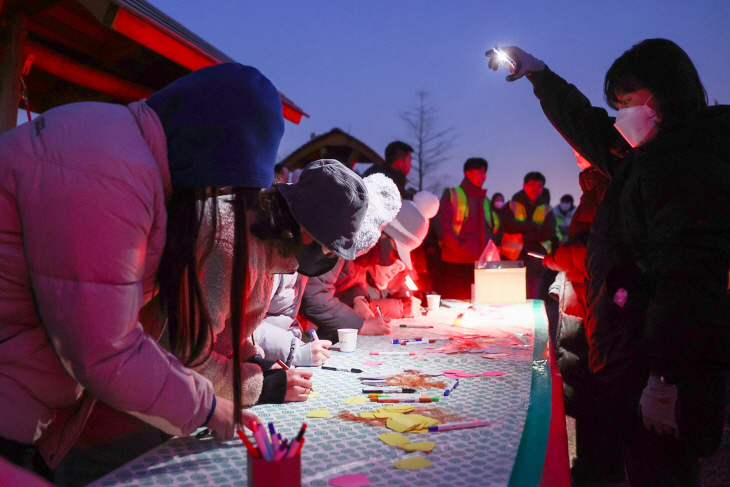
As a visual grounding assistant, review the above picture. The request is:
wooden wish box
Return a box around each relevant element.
[473,261,526,304]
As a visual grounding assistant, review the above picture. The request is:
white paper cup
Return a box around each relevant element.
[337,328,359,352]
[426,294,441,310]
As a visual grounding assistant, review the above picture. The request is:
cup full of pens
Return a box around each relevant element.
[240,420,305,487]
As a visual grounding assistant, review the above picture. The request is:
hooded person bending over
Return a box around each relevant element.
[302,191,439,343]
[253,173,401,367]
[0,63,284,481]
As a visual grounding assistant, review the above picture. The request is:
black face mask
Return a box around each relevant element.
[296,241,339,277]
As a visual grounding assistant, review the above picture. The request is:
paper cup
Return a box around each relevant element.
[426,294,441,310]
[337,328,358,352]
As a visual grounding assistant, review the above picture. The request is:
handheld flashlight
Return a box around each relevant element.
[493,46,517,74]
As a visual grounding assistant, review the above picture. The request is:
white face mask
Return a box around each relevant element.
[614,96,657,148]
[559,202,572,212]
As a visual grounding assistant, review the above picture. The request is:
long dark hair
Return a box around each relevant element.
[156,188,218,367]
[604,38,707,128]
[250,187,302,257]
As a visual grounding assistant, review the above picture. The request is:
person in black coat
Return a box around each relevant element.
[487,39,730,486]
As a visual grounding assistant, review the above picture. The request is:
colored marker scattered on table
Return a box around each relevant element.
[392,338,438,345]
[527,251,545,259]
[428,420,492,432]
[369,351,416,355]
[375,396,439,403]
[399,324,434,328]
[362,387,416,394]
[322,366,362,373]
[443,379,459,396]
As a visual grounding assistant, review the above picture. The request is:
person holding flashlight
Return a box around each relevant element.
[487,39,730,486]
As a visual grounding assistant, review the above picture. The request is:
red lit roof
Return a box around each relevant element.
[3,0,308,123]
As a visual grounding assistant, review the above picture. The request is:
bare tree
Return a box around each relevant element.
[400,91,456,193]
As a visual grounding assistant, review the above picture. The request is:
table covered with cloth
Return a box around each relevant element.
[89,300,569,487]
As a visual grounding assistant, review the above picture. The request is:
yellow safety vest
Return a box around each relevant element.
[448,187,500,236]
[501,201,552,261]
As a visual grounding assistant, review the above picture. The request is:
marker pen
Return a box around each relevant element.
[369,351,416,355]
[369,393,428,400]
[377,396,439,403]
[285,423,307,459]
[322,366,362,373]
[275,359,290,371]
[310,329,319,341]
[399,324,434,329]
[362,388,416,394]
[427,420,492,432]
[235,426,261,458]
[444,379,460,396]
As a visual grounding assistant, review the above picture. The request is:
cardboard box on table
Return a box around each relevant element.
[473,261,526,304]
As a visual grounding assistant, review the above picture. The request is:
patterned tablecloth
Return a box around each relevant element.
[89,300,551,487]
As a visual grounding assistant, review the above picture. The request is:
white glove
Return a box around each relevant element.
[639,374,678,437]
[485,46,545,82]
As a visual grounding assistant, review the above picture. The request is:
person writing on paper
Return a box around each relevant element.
[438,157,501,299]
[253,173,401,367]
[0,64,282,481]
[487,39,730,486]
[194,160,370,404]
[303,191,439,343]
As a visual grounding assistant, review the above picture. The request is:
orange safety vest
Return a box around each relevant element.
[448,187,500,236]
[501,201,552,260]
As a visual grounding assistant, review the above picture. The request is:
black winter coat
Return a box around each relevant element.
[528,67,730,388]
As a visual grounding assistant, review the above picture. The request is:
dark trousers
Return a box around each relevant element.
[440,262,473,300]
[0,436,54,482]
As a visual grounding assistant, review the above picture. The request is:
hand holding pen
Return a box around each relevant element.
[309,329,332,366]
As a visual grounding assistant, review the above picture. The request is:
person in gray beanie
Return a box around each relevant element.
[253,173,402,367]
[302,191,439,343]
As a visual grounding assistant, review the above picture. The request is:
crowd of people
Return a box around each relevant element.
[0,37,728,487]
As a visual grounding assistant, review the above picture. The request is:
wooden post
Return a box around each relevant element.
[0,13,27,133]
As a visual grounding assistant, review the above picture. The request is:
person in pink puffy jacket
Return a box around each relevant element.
[0,63,286,481]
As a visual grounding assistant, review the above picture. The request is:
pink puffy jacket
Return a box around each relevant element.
[0,101,214,467]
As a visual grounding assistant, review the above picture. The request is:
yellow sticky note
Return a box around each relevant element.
[380,433,411,446]
[359,412,376,419]
[306,408,330,418]
[382,405,415,413]
[308,391,321,398]
[399,441,436,452]
[386,415,421,433]
[344,396,368,405]
[373,411,405,419]
[393,456,433,470]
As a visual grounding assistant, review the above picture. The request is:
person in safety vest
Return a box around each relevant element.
[437,157,502,299]
[500,171,557,299]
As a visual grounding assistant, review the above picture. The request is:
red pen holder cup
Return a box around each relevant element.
[246,450,301,487]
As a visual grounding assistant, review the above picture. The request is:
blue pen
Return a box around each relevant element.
[444,379,459,396]
[268,423,278,454]
[310,329,319,341]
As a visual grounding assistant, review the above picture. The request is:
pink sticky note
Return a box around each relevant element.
[328,473,371,487]
[483,371,507,377]
[443,370,481,378]
[362,360,384,366]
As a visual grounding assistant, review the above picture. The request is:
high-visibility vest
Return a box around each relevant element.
[448,187,500,236]
[501,201,552,260]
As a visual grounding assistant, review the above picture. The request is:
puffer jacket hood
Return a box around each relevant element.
[147,63,284,189]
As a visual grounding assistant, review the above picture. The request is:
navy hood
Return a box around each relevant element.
[147,63,284,189]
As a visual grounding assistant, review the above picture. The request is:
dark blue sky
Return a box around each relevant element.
[147,0,730,202]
